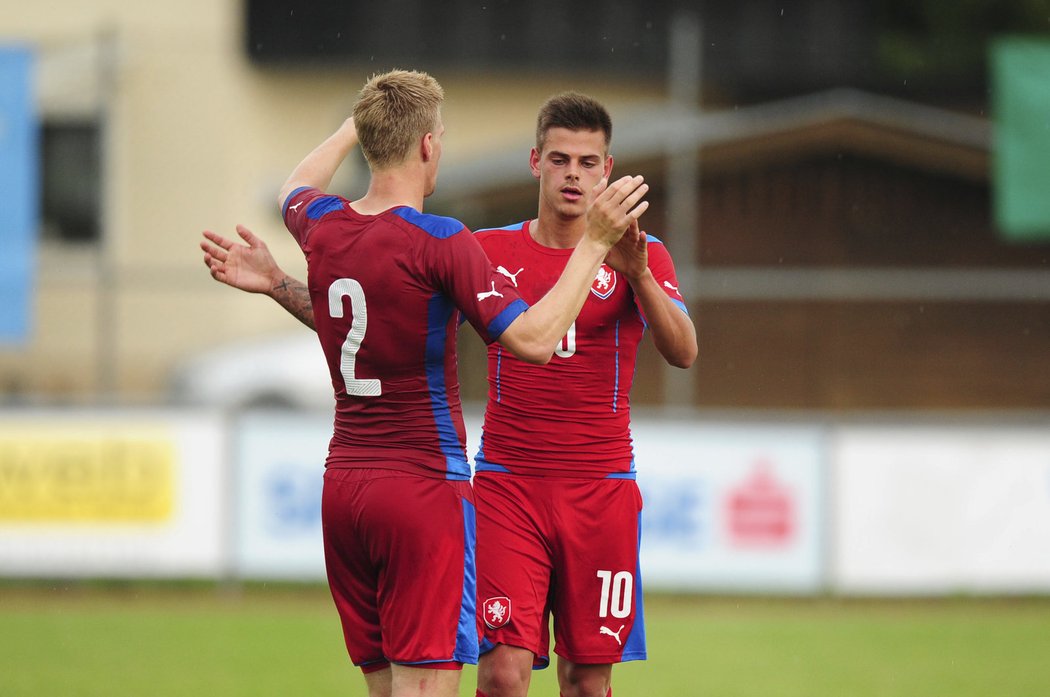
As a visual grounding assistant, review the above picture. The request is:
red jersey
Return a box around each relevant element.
[473,220,688,479]
[283,187,527,480]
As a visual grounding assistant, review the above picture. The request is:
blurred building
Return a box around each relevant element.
[1,0,1048,411]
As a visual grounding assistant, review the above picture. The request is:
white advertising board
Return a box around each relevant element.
[0,410,226,578]
[833,425,1050,594]
[233,413,332,580]
[632,419,826,593]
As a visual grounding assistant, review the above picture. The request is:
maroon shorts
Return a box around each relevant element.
[474,472,646,667]
[322,467,478,671]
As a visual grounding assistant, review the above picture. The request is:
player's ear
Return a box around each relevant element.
[529,147,541,179]
[604,155,614,179]
[421,132,434,162]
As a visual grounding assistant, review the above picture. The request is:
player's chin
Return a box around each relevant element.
[555,200,588,219]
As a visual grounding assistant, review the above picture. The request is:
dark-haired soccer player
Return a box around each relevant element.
[469,93,695,697]
[203,72,648,697]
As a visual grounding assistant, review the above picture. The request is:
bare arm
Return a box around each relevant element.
[497,175,650,364]
[201,225,316,330]
[277,117,359,210]
[606,220,697,369]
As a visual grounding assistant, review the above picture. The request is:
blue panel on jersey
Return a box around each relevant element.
[476,221,526,233]
[281,185,312,216]
[425,293,472,479]
[455,498,479,664]
[393,206,464,239]
[305,195,344,220]
[645,233,665,245]
[620,512,649,661]
[612,320,621,412]
[473,454,511,474]
[486,298,529,339]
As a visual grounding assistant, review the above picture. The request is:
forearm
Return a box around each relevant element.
[629,269,697,368]
[500,237,610,363]
[278,118,358,207]
[270,274,317,331]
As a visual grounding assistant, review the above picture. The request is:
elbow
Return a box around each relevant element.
[515,343,554,365]
[665,343,698,370]
[671,353,696,370]
[497,322,555,364]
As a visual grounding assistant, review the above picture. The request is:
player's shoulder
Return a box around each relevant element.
[473,220,528,240]
[389,206,468,240]
[283,186,346,219]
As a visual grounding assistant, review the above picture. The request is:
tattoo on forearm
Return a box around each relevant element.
[272,275,316,330]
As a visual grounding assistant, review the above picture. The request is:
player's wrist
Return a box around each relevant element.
[579,233,615,257]
[625,266,653,285]
[267,272,292,297]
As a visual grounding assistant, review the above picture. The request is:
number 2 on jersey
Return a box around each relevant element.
[328,278,381,396]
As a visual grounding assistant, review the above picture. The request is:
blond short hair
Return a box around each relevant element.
[353,69,444,169]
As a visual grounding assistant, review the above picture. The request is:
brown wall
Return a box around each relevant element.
[450,146,1050,411]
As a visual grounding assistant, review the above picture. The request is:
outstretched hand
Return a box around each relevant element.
[585,175,649,249]
[604,218,649,280]
[200,225,282,294]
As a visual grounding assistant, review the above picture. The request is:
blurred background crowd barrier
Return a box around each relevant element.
[2,1,1049,593]
[2,407,1048,595]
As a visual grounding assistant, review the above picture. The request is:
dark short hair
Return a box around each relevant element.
[535,92,612,153]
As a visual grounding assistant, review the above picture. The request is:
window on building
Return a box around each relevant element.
[39,120,101,244]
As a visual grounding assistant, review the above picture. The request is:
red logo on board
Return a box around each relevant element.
[483,596,512,629]
[726,462,796,547]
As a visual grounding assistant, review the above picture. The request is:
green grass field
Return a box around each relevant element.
[1,583,1048,696]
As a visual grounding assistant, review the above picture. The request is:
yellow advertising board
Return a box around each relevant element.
[0,426,175,522]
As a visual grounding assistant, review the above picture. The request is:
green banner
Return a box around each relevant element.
[993,39,1050,241]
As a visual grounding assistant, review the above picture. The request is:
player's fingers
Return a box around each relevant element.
[202,229,232,250]
[596,175,633,206]
[605,175,641,202]
[626,200,650,221]
[235,224,261,247]
[619,182,649,212]
[200,241,227,263]
[591,176,610,197]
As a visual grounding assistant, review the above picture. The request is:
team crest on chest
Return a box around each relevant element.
[483,596,512,629]
[590,264,616,299]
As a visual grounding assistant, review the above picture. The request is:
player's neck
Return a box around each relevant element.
[351,170,426,215]
[531,211,586,250]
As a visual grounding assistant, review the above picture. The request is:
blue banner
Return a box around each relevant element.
[0,46,36,344]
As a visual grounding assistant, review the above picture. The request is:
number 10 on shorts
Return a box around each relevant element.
[596,570,633,619]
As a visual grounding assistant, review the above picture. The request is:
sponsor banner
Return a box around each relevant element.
[0,411,225,577]
[833,425,1050,594]
[633,420,825,593]
[233,413,330,580]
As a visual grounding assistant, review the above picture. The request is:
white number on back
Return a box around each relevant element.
[328,278,381,396]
